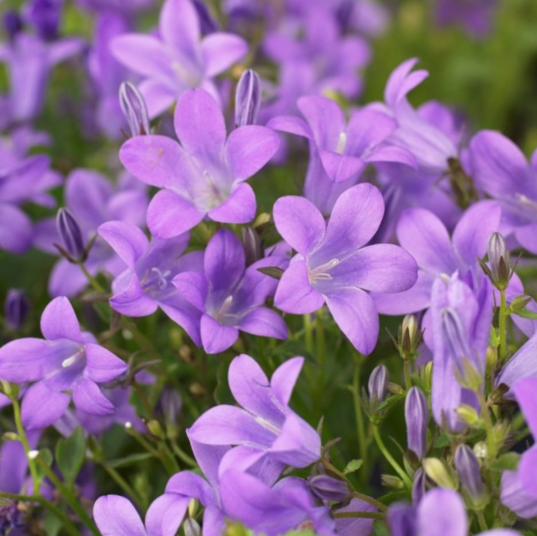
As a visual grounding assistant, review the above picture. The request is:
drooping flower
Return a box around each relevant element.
[120,88,279,238]
[0,297,128,429]
[173,229,287,354]
[111,0,248,117]
[273,183,418,354]
[98,220,204,347]
[188,354,321,468]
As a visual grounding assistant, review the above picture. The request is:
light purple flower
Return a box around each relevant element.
[273,183,418,354]
[188,354,321,468]
[173,229,287,354]
[0,297,128,429]
[120,88,279,238]
[111,0,248,118]
[373,201,501,316]
[34,169,148,297]
[98,220,204,347]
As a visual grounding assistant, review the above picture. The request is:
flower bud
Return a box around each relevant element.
[456,404,480,426]
[27,0,60,41]
[146,420,165,440]
[119,81,150,137]
[235,69,261,127]
[405,387,428,460]
[158,387,182,439]
[56,208,85,262]
[381,474,405,490]
[423,458,458,489]
[309,475,350,502]
[241,227,263,266]
[399,314,422,358]
[368,365,388,404]
[411,467,426,505]
[4,289,30,331]
[487,232,510,290]
[184,518,201,536]
[4,11,23,42]
[455,444,486,506]
[191,0,218,33]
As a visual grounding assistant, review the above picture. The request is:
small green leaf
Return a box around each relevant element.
[343,459,363,474]
[512,307,537,320]
[488,452,520,472]
[257,266,284,280]
[107,452,153,469]
[376,394,404,413]
[56,427,85,487]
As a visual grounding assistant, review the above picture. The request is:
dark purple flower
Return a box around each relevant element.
[4,289,30,331]
[0,297,128,429]
[120,88,279,238]
[56,207,85,261]
[111,0,248,117]
[273,183,418,354]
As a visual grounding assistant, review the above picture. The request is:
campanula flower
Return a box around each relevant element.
[273,183,418,354]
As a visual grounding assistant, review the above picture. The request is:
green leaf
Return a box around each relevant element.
[488,452,520,472]
[343,459,363,474]
[377,394,404,413]
[55,427,85,487]
[512,307,537,319]
[107,452,153,469]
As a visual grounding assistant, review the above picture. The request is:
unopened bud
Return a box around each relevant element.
[399,314,422,358]
[119,82,150,137]
[487,232,510,290]
[56,208,85,262]
[473,441,487,461]
[146,420,165,440]
[423,458,457,489]
[509,294,532,313]
[235,69,261,127]
[4,11,23,42]
[28,0,60,41]
[4,289,30,331]
[241,227,263,266]
[456,404,480,426]
[405,387,428,460]
[381,474,405,490]
[368,365,388,404]
[411,467,426,505]
[184,518,201,536]
[486,345,498,371]
[158,387,182,439]
[455,444,486,506]
[191,0,218,33]
[309,475,350,502]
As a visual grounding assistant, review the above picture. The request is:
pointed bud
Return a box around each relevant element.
[158,387,182,439]
[399,314,422,357]
[4,289,30,331]
[455,444,486,506]
[381,474,405,490]
[309,475,350,502]
[241,227,263,266]
[235,69,261,127]
[368,365,388,404]
[4,11,23,42]
[119,82,150,137]
[487,232,510,290]
[411,467,426,505]
[423,458,458,489]
[405,387,428,460]
[184,519,201,536]
[56,208,86,262]
[146,420,165,440]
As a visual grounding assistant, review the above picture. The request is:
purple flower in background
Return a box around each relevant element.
[120,88,279,238]
[269,95,415,184]
[75,0,152,12]
[389,488,520,536]
[373,201,501,316]
[4,289,30,330]
[98,220,204,347]
[0,31,83,123]
[188,354,321,468]
[34,169,148,297]
[0,297,128,429]
[501,377,537,519]
[111,0,248,117]
[430,273,493,432]
[273,183,418,354]
[24,0,63,41]
[434,0,499,37]
[469,130,537,254]
[173,229,287,354]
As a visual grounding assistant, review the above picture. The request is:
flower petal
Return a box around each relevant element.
[21,382,70,430]
[98,221,148,269]
[145,494,189,536]
[110,274,159,317]
[200,314,239,354]
[85,343,128,383]
[201,33,248,77]
[94,495,147,536]
[73,378,115,415]
[239,308,288,340]
[208,183,256,224]
[417,488,467,536]
[41,297,83,342]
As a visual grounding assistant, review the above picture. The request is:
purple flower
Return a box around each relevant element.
[269,95,415,184]
[0,297,128,429]
[75,0,153,13]
[173,229,287,354]
[430,273,492,432]
[98,220,204,347]
[405,387,428,460]
[4,289,30,331]
[188,354,321,468]
[0,32,83,123]
[469,130,537,254]
[111,0,248,118]
[235,69,261,128]
[273,183,418,354]
[25,0,62,42]
[373,201,501,316]
[120,88,279,238]
[34,169,148,297]
[434,0,499,37]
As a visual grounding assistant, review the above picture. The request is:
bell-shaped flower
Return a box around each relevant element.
[0,297,128,429]
[273,183,418,354]
[188,354,321,468]
[173,229,287,354]
[111,0,247,117]
[98,220,204,347]
[119,88,280,238]
[269,94,415,184]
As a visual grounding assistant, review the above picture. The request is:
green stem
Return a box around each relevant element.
[12,397,39,495]
[316,310,326,369]
[79,263,105,293]
[476,510,488,532]
[121,317,159,359]
[133,381,154,419]
[303,314,313,354]
[171,440,198,468]
[100,463,145,509]
[499,288,507,362]
[0,491,80,536]
[334,511,384,520]
[33,454,99,536]
[477,390,496,459]
[403,360,412,391]
[352,356,367,474]
[351,491,388,512]
[126,426,177,475]
[373,426,412,488]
